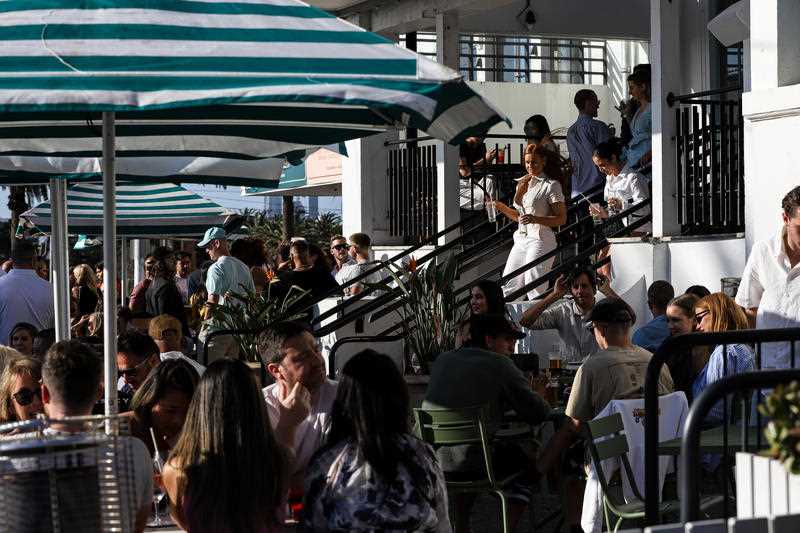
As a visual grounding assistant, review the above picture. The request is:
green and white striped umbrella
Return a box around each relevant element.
[21,183,235,237]
[0,0,508,184]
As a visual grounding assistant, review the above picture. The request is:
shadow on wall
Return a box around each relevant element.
[614,275,649,331]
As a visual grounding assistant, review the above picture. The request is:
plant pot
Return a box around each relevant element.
[405,374,430,410]
[735,451,800,518]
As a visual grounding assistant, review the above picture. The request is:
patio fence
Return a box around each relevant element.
[643,328,800,524]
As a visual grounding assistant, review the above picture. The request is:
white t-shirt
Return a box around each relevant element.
[736,227,800,369]
[335,262,381,294]
[0,268,55,345]
[263,379,338,475]
[604,164,651,233]
[160,351,206,375]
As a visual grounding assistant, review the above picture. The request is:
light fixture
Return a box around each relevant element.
[517,0,536,32]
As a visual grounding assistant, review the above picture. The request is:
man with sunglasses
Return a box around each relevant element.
[117,331,161,411]
[329,235,355,278]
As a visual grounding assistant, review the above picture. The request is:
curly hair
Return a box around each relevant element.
[782,185,800,217]
[524,143,571,198]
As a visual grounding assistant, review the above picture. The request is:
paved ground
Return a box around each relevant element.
[454,490,564,533]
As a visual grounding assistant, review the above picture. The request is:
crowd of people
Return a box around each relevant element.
[0,57,796,532]
[460,64,653,296]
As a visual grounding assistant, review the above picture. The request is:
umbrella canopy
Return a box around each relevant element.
[0,0,508,184]
[21,183,235,237]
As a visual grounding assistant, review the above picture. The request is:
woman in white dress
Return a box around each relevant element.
[493,144,567,300]
[589,140,651,278]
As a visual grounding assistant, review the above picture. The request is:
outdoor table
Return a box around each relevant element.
[657,425,766,456]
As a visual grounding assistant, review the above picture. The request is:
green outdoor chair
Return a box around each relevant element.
[414,405,525,533]
[586,412,680,532]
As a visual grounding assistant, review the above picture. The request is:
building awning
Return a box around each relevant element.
[243,146,343,197]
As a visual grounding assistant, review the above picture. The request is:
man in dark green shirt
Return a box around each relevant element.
[423,314,550,533]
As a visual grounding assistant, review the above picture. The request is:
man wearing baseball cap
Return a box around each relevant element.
[424,314,551,532]
[197,227,254,362]
[537,298,674,533]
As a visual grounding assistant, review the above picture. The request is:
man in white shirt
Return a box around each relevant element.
[41,340,152,533]
[520,266,620,362]
[335,233,381,296]
[329,235,355,277]
[736,186,800,369]
[259,321,337,489]
[174,252,192,304]
[0,239,54,345]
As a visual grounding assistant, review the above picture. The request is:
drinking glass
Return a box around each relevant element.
[149,428,166,527]
[517,206,528,236]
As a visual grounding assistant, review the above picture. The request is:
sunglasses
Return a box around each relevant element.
[118,358,151,378]
[331,244,348,251]
[694,310,710,323]
[12,387,41,407]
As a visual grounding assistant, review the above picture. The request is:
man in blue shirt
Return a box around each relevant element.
[566,89,612,198]
[633,280,675,353]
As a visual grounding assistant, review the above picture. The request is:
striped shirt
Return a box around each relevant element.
[692,343,755,423]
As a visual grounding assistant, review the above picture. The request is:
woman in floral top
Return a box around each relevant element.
[304,350,451,532]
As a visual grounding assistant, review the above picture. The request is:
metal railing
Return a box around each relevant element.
[680,369,800,522]
[388,143,437,243]
[643,327,800,524]
[401,33,608,84]
[669,86,744,235]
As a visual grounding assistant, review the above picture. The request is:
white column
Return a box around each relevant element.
[435,11,461,246]
[750,0,778,91]
[650,0,681,237]
[49,179,70,341]
[341,131,400,245]
[101,112,118,425]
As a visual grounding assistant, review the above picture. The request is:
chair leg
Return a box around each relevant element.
[495,491,510,533]
[613,516,624,533]
[603,500,612,532]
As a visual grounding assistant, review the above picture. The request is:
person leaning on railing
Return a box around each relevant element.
[589,139,651,279]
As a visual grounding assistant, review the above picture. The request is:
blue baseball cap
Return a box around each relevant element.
[197,227,227,248]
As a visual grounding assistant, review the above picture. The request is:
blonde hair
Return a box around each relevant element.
[0,345,22,373]
[73,264,99,292]
[149,314,183,340]
[696,293,749,333]
[0,355,40,423]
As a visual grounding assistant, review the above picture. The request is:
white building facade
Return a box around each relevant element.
[311,0,796,327]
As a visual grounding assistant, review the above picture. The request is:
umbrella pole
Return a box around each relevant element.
[49,178,71,341]
[119,237,127,307]
[102,111,118,429]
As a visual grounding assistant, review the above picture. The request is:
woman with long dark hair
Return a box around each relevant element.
[163,359,290,532]
[589,139,651,278]
[129,358,199,456]
[492,143,567,300]
[469,280,506,316]
[623,68,652,171]
[304,350,450,532]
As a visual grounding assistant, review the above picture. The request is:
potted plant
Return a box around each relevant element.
[203,275,310,363]
[735,381,800,519]
[373,254,467,375]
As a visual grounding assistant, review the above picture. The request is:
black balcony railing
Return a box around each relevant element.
[387,144,437,244]
[670,86,744,235]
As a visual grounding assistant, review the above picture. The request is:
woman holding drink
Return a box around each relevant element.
[589,140,651,278]
[493,144,567,300]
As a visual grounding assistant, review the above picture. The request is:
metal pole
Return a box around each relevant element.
[101,112,118,429]
[119,237,127,307]
[49,178,71,341]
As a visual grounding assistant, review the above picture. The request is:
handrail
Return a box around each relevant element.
[680,368,800,522]
[667,85,742,107]
[455,198,651,300]
[317,219,517,336]
[308,209,488,325]
[644,327,800,525]
[368,199,648,329]
[385,133,568,146]
[326,334,405,379]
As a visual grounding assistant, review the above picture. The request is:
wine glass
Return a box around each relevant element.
[149,428,166,527]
